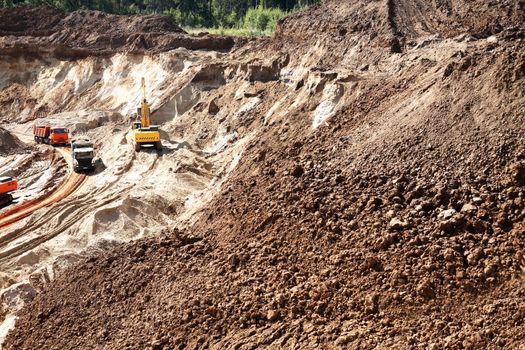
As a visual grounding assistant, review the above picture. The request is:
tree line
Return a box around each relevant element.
[2,0,321,31]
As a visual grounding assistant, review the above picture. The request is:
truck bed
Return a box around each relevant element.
[0,177,18,194]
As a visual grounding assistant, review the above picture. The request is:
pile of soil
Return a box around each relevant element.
[4,0,525,348]
[0,6,236,56]
[0,128,29,156]
[391,0,525,39]
[273,0,524,69]
[0,6,181,36]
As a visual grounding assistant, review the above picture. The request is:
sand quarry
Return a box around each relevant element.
[1,1,525,348]
[0,47,256,342]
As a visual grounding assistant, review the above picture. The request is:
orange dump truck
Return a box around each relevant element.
[0,177,18,206]
[33,125,70,146]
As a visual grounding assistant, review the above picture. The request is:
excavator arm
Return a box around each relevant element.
[140,77,151,128]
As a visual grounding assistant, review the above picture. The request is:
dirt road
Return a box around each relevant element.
[0,135,86,227]
[0,136,86,260]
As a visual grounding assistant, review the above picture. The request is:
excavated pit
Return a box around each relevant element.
[0,41,263,344]
[1,1,525,349]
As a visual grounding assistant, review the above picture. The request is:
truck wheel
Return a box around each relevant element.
[134,143,141,152]
[155,141,162,151]
[0,194,13,206]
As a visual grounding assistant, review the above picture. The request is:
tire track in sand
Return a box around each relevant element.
[0,139,160,263]
[0,145,86,233]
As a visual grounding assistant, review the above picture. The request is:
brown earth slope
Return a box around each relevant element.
[5,0,525,349]
[0,5,236,56]
[0,128,29,156]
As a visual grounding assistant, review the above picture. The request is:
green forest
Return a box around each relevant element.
[2,0,321,34]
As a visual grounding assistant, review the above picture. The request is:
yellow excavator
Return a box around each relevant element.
[131,78,162,152]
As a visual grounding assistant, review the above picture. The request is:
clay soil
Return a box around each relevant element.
[3,0,525,349]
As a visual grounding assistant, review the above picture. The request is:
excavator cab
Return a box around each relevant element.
[131,78,162,152]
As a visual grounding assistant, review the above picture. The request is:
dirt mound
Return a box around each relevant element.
[272,0,524,69]
[0,5,182,37]
[392,0,525,39]
[0,6,236,55]
[0,128,28,156]
[3,0,525,349]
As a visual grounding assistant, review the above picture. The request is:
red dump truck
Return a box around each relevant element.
[0,177,18,206]
[33,125,70,146]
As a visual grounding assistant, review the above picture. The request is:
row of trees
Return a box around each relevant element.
[2,0,321,30]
